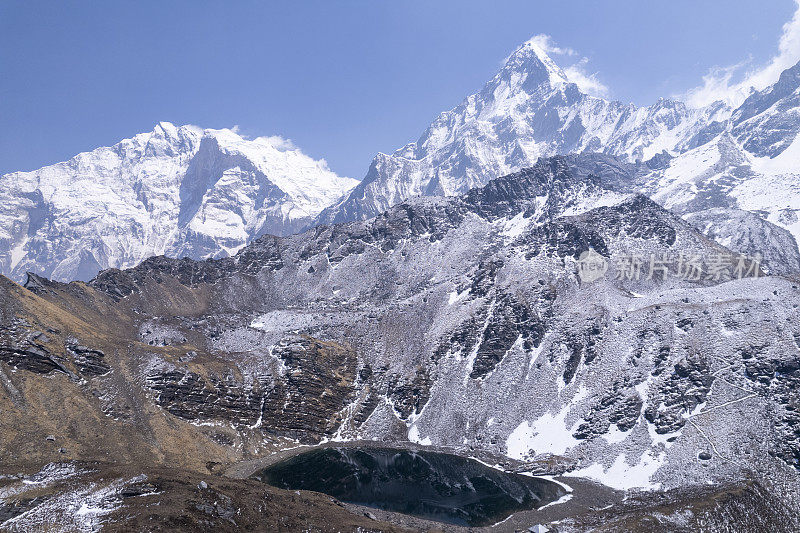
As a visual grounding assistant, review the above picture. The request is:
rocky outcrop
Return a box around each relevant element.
[0,317,112,380]
[470,293,546,379]
[0,320,69,375]
[574,380,643,439]
[741,342,800,468]
[261,338,358,440]
[89,235,285,299]
[65,342,111,377]
[387,368,433,419]
[146,337,358,442]
[644,353,714,434]
[147,371,264,427]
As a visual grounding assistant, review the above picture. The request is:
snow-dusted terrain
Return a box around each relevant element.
[81,158,800,498]
[634,64,800,249]
[0,123,357,282]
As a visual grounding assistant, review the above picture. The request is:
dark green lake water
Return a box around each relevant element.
[254,446,566,526]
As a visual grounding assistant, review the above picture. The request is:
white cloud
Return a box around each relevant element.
[565,58,611,99]
[527,33,577,58]
[683,0,800,108]
[527,34,611,98]
[225,125,300,152]
[259,135,299,152]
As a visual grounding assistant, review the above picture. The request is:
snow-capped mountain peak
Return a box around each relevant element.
[314,36,728,227]
[314,39,800,271]
[7,39,800,283]
[731,61,800,125]
[496,37,571,89]
[0,122,358,282]
[193,126,352,218]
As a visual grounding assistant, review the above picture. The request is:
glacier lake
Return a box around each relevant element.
[254,446,566,526]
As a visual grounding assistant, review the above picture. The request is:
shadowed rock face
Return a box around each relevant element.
[644,353,714,434]
[574,379,643,440]
[1,157,799,530]
[0,328,66,375]
[386,367,433,419]
[0,347,62,376]
[147,371,265,427]
[469,292,545,380]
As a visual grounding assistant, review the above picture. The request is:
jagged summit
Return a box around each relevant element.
[495,37,571,89]
[732,59,800,125]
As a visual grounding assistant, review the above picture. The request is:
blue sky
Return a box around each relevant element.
[1,1,798,178]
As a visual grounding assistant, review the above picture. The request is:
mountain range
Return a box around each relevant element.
[2,157,798,530]
[316,39,730,225]
[317,37,800,277]
[4,37,800,283]
[4,37,800,284]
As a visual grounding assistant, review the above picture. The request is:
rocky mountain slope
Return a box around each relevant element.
[683,207,800,275]
[563,153,800,276]
[2,158,798,530]
[0,122,357,283]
